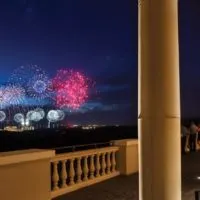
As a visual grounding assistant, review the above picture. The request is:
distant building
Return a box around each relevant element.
[4,126,22,132]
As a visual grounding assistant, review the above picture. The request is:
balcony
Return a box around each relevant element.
[0,139,198,200]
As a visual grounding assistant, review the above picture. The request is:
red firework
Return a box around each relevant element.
[53,69,90,109]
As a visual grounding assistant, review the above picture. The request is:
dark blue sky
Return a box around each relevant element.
[0,0,199,125]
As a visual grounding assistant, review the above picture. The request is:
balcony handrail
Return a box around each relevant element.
[50,145,120,198]
[52,141,113,151]
[51,146,119,162]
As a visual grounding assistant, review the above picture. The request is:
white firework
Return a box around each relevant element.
[26,110,35,121]
[14,113,25,124]
[0,85,25,108]
[57,110,65,121]
[27,108,45,122]
[34,108,45,119]
[47,110,65,123]
[0,111,6,122]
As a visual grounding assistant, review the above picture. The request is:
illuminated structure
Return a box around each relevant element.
[138,0,181,200]
[4,126,22,132]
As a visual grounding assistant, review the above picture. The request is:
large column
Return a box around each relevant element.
[138,0,181,200]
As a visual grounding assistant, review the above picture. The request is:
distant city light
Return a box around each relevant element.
[25,119,29,126]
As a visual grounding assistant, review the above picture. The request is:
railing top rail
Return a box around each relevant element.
[52,141,113,151]
[51,146,119,162]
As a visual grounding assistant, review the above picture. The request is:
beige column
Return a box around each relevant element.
[138,0,181,200]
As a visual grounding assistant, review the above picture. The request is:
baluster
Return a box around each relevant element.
[96,153,100,177]
[89,155,95,179]
[69,159,75,185]
[76,157,82,183]
[106,152,111,174]
[61,160,67,188]
[101,153,106,176]
[83,156,89,181]
[111,151,116,172]
[52,161,59,191]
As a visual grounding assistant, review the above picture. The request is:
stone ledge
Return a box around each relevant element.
[114,139,138,146]
[0,149,55,166]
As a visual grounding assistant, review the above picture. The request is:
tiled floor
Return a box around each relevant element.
[55,152,200,200]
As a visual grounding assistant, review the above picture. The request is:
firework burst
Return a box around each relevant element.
[9,65,44,86]
[47,109,65,122]
[26,108,45,122]
[53,69,90,110]
[9,65,52,101]
[14,113,25,124]
[0,111,6,122]
[27,73,53,100]
[0,85,25,109]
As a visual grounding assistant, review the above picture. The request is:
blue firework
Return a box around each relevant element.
[9,65,53,101]
[27,73,53,100]
[9,65,44,87]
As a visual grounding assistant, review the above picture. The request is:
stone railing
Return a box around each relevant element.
[0,139,138,200]
[50,146,120,198]
[0,149,55,200]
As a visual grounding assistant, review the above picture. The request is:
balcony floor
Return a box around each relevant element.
[55,152,200,200]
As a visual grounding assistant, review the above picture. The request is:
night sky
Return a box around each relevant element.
[0,0,199,125]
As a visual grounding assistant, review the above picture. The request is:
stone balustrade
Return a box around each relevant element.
[0,139,138,200]
[50,146,120,198]
[0,149,55,200]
